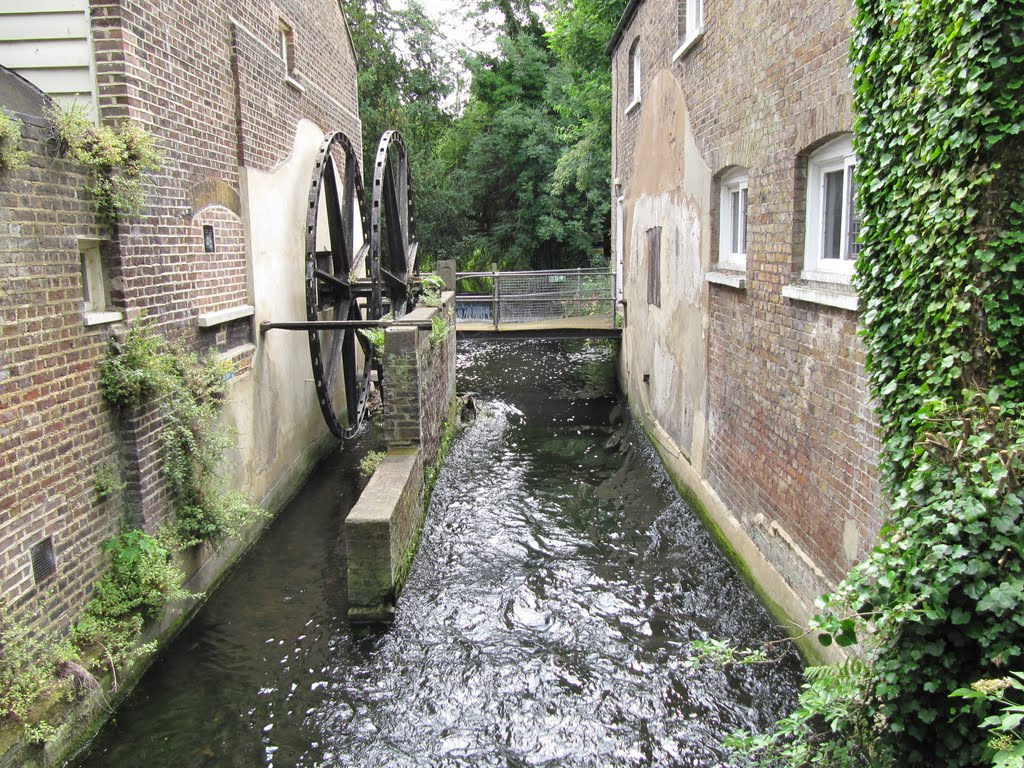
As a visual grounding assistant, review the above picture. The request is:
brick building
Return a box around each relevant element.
[608,0,882,630]
[0,0,362,635]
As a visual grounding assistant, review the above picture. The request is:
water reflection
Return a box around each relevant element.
[77,338,799,768]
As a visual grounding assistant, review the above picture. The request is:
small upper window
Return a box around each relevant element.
[674,0,705,59]
[279,20,295,76]
[686,0,704,41]
[719,168,748,270]
[627,38,641,111]
[80,238,121,325]
[804,135,860,279]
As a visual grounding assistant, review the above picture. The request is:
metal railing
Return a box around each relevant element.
[454,267,616,330]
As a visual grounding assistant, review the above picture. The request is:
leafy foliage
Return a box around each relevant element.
[733,1,1024,765]
[359,450,386,478]
[341,0,618,270]
[0,598,68,722]
[0,108,28,171]
[93,462,126,501]
[48,104,161,223]
[429,314,450,346]
[99,318,173,409]
[74,529,187,671]
[100,321,264,547]
[418,273,447,307]
[953,674,1024,767]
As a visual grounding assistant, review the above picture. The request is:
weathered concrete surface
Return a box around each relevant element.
[224,118,356,512]
[346,450,419,621]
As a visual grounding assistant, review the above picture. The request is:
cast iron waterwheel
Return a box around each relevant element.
[369,130,419,319]
[305,130,372,439]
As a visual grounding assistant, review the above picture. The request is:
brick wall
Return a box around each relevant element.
[382,293,457,460]
[0,0,363,636]
[610,0,882,602]
[0,117,122,623]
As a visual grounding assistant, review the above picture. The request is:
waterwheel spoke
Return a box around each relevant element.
[323,154,350,287]
[305,130,369,439]
[383,157,407,283]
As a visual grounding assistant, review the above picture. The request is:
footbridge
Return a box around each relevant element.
[438,262,621,338]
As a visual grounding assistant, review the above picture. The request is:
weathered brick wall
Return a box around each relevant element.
[348,294,457,619]
[610,0,882,602]
[0,0,363,637]
[382,293,457,461]
[0,117,122,622]
[83,0,363,523]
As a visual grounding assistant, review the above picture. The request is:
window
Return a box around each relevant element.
[718,168,748,270]
[80,239,120,325]
[804,134,860,279]
[627,38,641,111]
[686,0,704,41]
[675,0,705,58]
[278,20,295,76]
[646,226,661,307]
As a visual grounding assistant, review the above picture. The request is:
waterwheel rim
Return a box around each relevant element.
[305,131,372,439]
[370,130,418,320]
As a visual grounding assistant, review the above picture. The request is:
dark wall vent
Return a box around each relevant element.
[30,537,56,584]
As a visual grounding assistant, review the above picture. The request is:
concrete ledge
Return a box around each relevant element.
[196,303,255,328]
[782,284,858,312]
[346,449,422,621]
[706,270,747,290]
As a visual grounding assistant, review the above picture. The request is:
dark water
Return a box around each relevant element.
[76,338,800,768]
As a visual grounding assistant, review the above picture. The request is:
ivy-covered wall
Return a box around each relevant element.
[819,0,1023,763]
[723,2,1023,765]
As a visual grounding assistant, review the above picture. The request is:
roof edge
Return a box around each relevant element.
[605,0,643,55]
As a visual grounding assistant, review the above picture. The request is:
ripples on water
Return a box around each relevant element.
[77,338,800,768]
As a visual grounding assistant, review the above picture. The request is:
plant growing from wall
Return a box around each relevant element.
[359,450,386,478]
[94,463,126,501]
[720,2,1024,766]
[48,104,161,223]
[0,109,28,171]
[100,321,264,547]
[429,315,450,347]
[99,318,172,409]
[73,529,188,685]
[0,599,65,723]
[418,274,446,308]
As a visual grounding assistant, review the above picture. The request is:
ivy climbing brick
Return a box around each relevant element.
[772,1,1024,765]
[725,2,1024,766]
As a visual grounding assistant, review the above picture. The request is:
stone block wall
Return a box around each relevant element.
[609,0,882,619]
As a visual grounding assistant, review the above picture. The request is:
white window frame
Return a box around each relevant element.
[718,168,748,271]
[80,239,122,326]
[278,20,295,75]
[803,134,858,282]
[626,38,641,113]
[674,0,705,59]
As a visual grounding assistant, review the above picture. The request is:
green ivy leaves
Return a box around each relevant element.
[741,0,1024,765]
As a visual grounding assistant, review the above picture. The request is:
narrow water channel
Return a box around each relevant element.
[76,338,801,768]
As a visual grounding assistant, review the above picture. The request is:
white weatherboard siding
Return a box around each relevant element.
[0,0,97,119]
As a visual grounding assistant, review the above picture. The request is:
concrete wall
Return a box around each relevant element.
[609,0,882,632]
